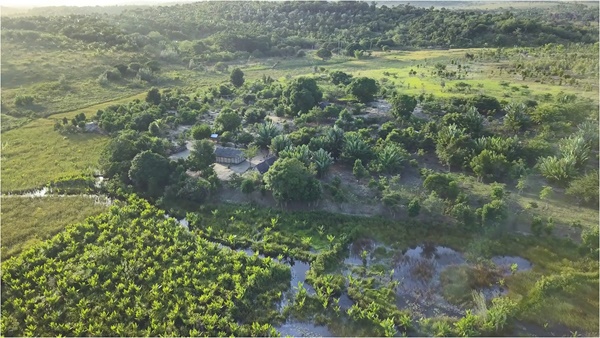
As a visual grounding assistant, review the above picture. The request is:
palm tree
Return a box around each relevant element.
[537,155,577,183]
[312,148,334,178]
[341,132,373,164]
[255,121,280,149]
[377,143,408,174]
[325,126,345,159]
[559,135,590,169]
[269,134,292,155]
[279,144,312,167]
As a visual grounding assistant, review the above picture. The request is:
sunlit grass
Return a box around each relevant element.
[0,196,108,260]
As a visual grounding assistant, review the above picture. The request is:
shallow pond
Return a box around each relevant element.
[492,255,533,275]
[277,322,334,337]
[344,240,533,319]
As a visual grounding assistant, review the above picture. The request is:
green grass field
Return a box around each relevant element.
[1,42,149,117]
[0,196,108,260]
[1,93,147,192]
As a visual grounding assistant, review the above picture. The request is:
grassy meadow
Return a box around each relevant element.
[1,41,148,118]
[0,196,109,260]
[0,93,148,192]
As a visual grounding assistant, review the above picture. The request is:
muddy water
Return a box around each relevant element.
[10,187,51,197]
[479,256,534,300]
[238,245,329,336]
[344,240,533,319]
[3,187,112,206]
[277,322,334,337]
[4,176,108,202]
[492,255,533,274]
[392,244,466,318]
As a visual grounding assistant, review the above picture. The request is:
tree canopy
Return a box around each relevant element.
[263,157,322,203]
[214,108,242,132]
[188,139,216,171]
[282,77,323,115]
[347,77,378,103]
[230,68,245,88]
[128,150,171,198]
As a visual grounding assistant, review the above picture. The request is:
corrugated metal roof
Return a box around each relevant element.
[215,147,243,158]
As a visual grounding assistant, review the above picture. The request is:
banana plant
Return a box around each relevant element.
[380,317,397,337]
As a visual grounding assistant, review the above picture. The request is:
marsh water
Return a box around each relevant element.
[170,218,543,337]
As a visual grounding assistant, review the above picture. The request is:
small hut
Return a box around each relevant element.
[255,156,278,174]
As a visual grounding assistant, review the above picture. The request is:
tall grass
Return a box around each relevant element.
[1,196,108,260]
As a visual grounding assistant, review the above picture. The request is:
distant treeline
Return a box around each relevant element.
[2,1,598,60]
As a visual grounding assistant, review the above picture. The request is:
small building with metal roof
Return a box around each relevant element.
[215,147,244,164]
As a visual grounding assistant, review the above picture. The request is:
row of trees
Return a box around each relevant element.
[3,2,597,60]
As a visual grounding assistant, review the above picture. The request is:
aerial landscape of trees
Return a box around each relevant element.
[1,1,599,337]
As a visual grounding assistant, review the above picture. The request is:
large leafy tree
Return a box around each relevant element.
[566,170,599,207]
[330,71,353,86]
[441,106,484,138]
[347,77,378,103]
[230,68,245,87]
[423,173,459,200]
[469,149,511,182]
[353,159,369,180]
[468,94,501,116]
[282,77,323,115]
[145,87,161,105]
[188,139,216,171]
[390,94,417,120]
[263,157,322,203]
[215,108,242,132]
[191,123,212,140]
[128,150,171,197]
[316,48,332,60]
[101,131,169,181]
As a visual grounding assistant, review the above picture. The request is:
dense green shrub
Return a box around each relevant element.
[566,171,599,206]
[423,173,459,200]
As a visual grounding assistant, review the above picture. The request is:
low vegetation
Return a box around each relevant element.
[0,196,108,260]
